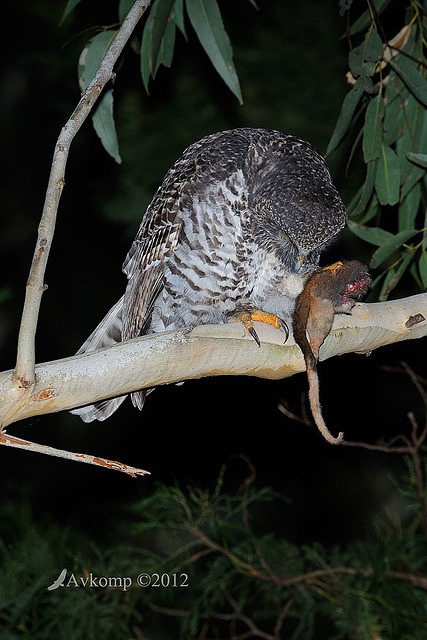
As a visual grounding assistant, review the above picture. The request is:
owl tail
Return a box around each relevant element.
[70,296,147,422]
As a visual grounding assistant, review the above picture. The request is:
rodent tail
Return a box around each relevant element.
[307,365,344,445]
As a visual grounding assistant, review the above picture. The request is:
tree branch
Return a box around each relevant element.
[12,0,151,390]
[0,432,150,477]
[1,294,425,428]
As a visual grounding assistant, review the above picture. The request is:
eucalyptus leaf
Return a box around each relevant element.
[406,152,427,168]
[151,0,176,69]
[140,0,178,91]
[348,0,392,36]
[375,144,401,205]
[140,0,183,93]
[358,192,380,224]
[154,14,176,74]
[383,72,405,146]
[119,0,135,22]
[174,0,187,38]
[348,28,383,78]
[60,0,83,25]
[378,249,415,299]
[360,61,376,93]
[398,181,421,231]
[370,229,417,268]
[363,93,384,162]
[378,270,396,301]
[326,78,364,156]
[348,160,377,217]
[419,251,427,288]
[185,0,243,104]
[390,56,427,108]
[347,220,393,245]
[140,13,155,91]
[78,30,117,90]
[396,97,426,198]
[92,89,122,164]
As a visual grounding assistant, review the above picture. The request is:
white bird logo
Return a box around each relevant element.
[47,568,67,591]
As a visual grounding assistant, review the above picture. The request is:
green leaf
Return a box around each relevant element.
[406,152,427,168]
[375,144,401,205]
[173,0,187,39]
[140,0,176,92]
[396,96,426,199]
[185,0,243,104]
[326,78,364,156]
[390,56,427,108]
[398,181,421,230]
[78,30,117,90]
[151,0,176,67]
[378,249,414,300]
[358,192,380,224]
[60,0,83,25]
[370,229,418,268]
[155,16,176,74]
[383,72,405,146]
[348,160,377,217]
[423,179,427,251]
[419,251,427,288]
[118,0,135,22]
[348,28,383,79]
[92,89,122,164]
[348,0,392,36]
[363,93,384,162]
[347,220,393,245]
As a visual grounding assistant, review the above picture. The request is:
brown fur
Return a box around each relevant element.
[293,260,371,444]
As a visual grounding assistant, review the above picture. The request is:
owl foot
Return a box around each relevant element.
[235,311,289,347]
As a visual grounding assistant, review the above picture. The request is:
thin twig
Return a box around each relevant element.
[213,587,275,640]
[0,431,150,477]
[12,0,151,390]
[343,362,427,536]
[187,520,427,590]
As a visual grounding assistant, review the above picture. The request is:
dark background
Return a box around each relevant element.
[1,0,424,551]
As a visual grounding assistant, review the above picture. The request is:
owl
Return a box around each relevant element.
[72,128,347,422]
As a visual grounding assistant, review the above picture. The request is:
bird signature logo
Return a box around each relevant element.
[47,568,67,591]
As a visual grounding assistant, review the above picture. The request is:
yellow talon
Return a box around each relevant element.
[233,310,289,346]
[322,261,343,275]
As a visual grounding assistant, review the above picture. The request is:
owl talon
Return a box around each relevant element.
[233,310,288,346]
[280,319,290,344]
[247,324,261,347]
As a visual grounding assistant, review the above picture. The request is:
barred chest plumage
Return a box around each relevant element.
[149,168,306,333]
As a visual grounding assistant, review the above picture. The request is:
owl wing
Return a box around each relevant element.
[119,130,246,341]
[120,167,184,341]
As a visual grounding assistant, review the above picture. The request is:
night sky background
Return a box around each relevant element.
[1,0,425,567]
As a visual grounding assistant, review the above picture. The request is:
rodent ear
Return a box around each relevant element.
[306,297,335,359]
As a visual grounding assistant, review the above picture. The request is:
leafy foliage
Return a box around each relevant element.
[69,0,245,164]
[77,30,121,163]
[1,443,426,640]
[327,1,427,299]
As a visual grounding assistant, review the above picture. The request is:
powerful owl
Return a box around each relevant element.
[72,128,347,422]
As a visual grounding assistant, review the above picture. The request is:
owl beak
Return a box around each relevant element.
[294,255,305,272]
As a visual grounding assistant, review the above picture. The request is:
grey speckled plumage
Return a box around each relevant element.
[72,128,347,422]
